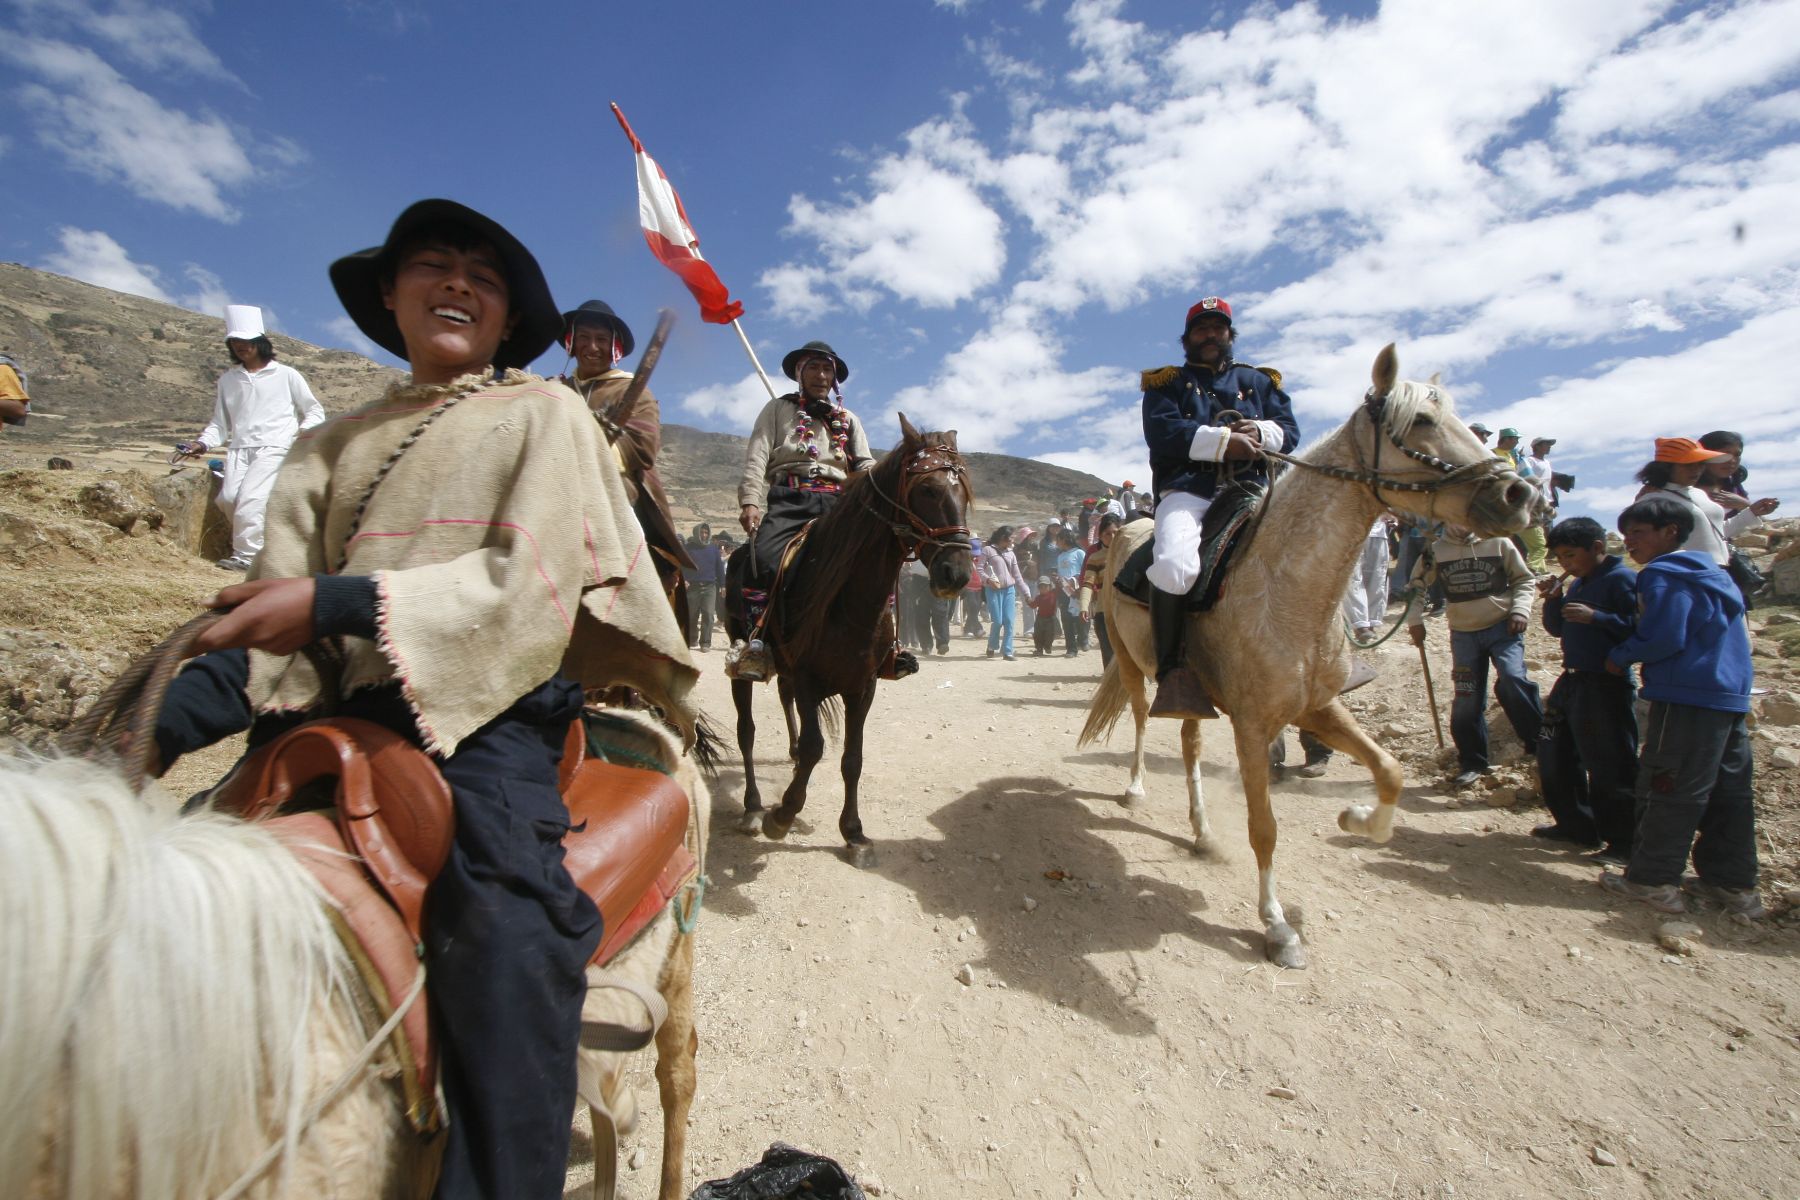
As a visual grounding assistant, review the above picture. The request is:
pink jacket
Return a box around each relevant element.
[980,544,1028,591]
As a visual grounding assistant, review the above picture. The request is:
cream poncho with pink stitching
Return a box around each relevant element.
[246,370,696,755]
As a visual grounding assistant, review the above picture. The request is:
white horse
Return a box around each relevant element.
[0,710,706,1200]
[1081,345,1537,968]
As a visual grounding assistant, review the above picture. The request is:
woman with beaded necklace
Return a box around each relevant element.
[731,340,874,680]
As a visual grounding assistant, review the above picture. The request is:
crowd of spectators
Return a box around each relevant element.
[1389,426,1779,920]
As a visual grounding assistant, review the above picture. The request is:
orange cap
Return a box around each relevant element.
[1654,437,1729,464]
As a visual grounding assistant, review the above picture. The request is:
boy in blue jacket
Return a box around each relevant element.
[1535,517,1639,861]
[1600,496,1764,918]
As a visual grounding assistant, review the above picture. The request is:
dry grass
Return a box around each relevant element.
[0,564,220,656]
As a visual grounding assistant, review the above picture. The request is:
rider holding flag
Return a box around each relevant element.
[731,340,874,681]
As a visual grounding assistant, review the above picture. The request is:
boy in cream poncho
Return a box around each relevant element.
[153,199,695,1200]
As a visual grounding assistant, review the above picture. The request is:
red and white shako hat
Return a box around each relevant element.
[1184,296,1233,332]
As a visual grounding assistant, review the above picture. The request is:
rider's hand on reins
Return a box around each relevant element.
[740,503,761,535]
[193,578,318,656]
[1222,430,1261,460]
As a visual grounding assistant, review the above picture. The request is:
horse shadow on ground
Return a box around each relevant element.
[1337,822,1800,959]
[700,764,1268,1035]
[894,776,1264,1036]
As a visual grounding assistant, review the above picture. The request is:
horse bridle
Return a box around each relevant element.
[865,442,973,563]
[1260,391,1509,509]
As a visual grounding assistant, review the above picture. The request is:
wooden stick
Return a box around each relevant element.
[600,308,676,431]
[1417,639,1446,748]
[730,317,779,400]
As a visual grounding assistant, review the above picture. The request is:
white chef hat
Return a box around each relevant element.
[224,305,265,340]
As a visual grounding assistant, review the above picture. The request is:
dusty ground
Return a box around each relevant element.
[555,612,1800,1199]
[7,460,1799,1199]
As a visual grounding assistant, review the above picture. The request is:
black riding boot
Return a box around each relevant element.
[1148,585,1217,720]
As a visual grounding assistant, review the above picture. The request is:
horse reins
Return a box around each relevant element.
[864,442,973,563]
[1258,391,1509,510]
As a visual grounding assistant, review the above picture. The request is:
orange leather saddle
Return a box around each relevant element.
[210,714,697,1134]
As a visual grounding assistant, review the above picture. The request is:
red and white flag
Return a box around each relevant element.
[612,103,744,325]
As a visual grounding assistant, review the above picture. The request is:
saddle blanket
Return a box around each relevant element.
[1113,481,1266,611]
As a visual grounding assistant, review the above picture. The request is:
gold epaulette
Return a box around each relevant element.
[1141,365,1181,390]
[1253,365,1283,389]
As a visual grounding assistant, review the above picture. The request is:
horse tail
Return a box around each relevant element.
[818,694,842,743]
[1078,656,1130,748]
[692,711,726,776]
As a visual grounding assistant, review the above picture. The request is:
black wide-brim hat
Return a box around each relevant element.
[328,199,562,372]
[560,299,634,358]
[781,340,849,383]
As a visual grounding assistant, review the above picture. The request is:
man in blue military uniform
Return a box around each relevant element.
[1141,295,1299,718]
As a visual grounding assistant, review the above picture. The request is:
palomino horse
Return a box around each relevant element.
[724,414,974,867]
[0,708,707,1200]
[1080,345,1537,969]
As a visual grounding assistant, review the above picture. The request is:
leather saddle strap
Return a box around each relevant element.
[578,974,668,1052]
[592,1106,619,1200]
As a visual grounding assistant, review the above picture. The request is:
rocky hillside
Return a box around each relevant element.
[0,261,1113,528]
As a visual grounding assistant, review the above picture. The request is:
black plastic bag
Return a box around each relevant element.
[688,1143,867,1200]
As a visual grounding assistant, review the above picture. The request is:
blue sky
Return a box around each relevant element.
[4,0,1799,521]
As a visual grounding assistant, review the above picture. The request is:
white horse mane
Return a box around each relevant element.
[0,756,354,1199]
[1378,376,1456,441]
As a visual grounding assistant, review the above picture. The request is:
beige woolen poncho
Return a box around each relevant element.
[246,370,697,756]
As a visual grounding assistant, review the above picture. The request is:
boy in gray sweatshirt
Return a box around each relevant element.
[1408,526,1543,787]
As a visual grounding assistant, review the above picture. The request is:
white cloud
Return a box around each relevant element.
[41,226,172,301]
[39,226,246,320]
[770,156,1007,316]
[3,35,257,219]
[1554,0,1800,143]
[680,371,781,429]
[1066,0,1154,91]
[884,306,1126,452]
[179,264,230,319]
[11,0,238,81]
[323,316,381,359]
[766,1,1800,497]
[758,263,833,324]
[1481,306,1800,466]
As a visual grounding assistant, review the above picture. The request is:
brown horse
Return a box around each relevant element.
[1082,345,1538,968]
[724,414,974,866]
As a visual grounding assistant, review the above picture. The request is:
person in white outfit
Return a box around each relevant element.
[183,305,325,570]
[1342,513,1394,641]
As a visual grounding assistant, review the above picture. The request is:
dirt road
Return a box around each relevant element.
[579,628,1799,1199]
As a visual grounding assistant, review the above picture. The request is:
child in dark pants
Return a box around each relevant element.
[1031,576,1060,655]
[1600,496,1764,918]
[1535,517,1639,862]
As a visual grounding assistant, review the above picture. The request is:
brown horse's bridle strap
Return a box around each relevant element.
[865,445,972,559]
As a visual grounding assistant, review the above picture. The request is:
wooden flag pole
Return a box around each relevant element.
[731,318,778,400]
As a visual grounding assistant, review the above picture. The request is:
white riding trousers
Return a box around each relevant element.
[1146,491,1213,594]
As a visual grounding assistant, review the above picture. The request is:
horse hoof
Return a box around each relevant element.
[845,843,878,869]
[1121,786,1145,809]
[762,813,793,841]
[736,810,764,835]
[1265,929,1307,970]
[1338,804,1394,844]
